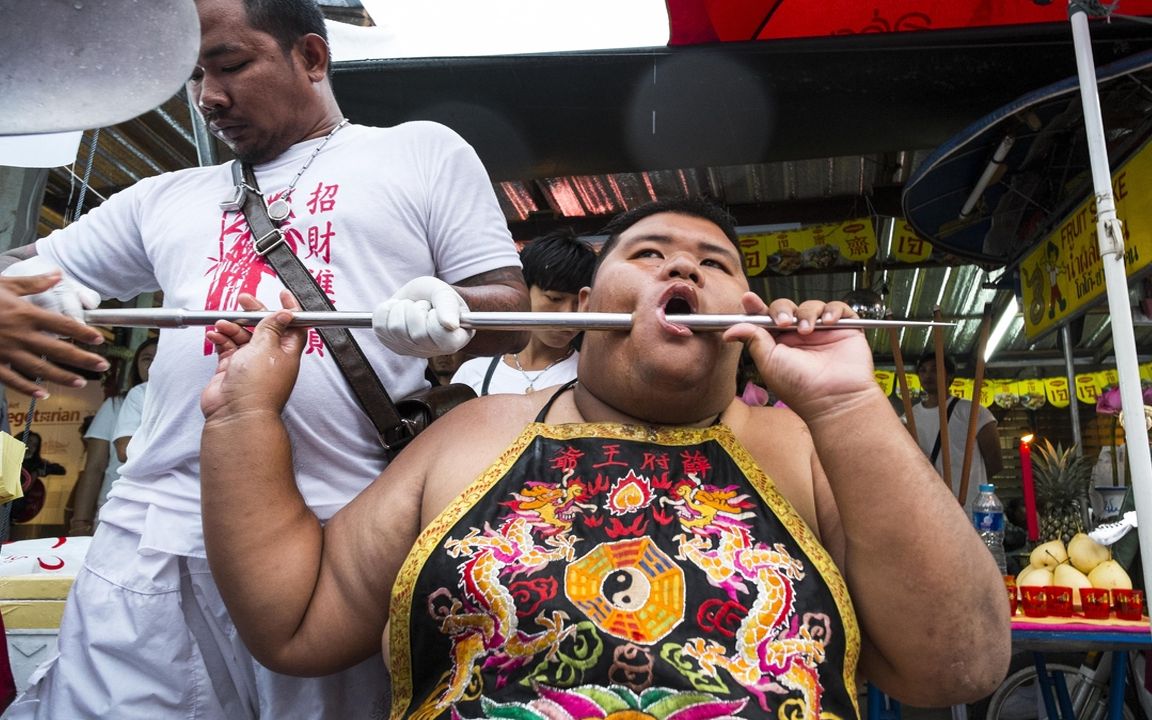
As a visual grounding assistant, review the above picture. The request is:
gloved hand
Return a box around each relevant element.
[372,276,474,358]
[2,256,101,321]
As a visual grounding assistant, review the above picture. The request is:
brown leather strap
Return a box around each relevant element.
[232,161,416,453]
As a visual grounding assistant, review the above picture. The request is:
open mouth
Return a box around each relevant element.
[664,297,693,316]
[657,286,697,335]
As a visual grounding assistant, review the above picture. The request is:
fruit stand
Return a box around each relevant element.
[1005,530,1150,720]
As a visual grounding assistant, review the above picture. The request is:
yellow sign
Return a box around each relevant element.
[1021,137,1152,338]
[953,378,974,401]
[740,218,876,277]
[1075,374,1102,405]
[873,370,895,395]
[1018,379,1047,410]
[882,361,1151,405]
[1044,377,1072,408]
[892,220,934,263]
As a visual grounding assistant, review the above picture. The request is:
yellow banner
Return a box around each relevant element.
[873,370,895,396]
[1021,137,1152,338]
[1075,374,1102,405]
[1019,378,1047,410]
[993,381,1022,409]
[884,362,1151,403]
[1044,377,1072,408]
[891,220,934,263]
[740,218,877,277]
[978,382,997,408]
[952,378,974,401]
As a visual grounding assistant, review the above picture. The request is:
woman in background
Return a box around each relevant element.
[68,338,156,535]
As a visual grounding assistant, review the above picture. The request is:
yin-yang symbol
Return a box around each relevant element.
[600,568,652,611]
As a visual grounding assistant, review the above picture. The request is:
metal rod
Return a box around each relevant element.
[83,309,955,332]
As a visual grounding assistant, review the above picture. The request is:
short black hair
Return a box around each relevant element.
[916,353,956,375]
[520,228,597,294]
[593,198,739,277]
[242,0,328,52]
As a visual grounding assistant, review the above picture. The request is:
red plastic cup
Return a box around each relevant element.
[1113,589,1145,621]
[1047,586,1074,617]
[1020,586,1048,617]
[1080,588,1112,619]
[1004,575,1018,616]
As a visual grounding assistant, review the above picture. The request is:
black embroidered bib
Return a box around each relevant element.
[389,422,861,720]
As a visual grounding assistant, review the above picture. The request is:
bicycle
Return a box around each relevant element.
[981,651,1149,720]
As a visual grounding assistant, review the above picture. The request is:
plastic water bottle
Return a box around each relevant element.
[973,483,1007,574]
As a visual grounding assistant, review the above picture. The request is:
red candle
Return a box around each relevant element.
[1020,435,1039,541]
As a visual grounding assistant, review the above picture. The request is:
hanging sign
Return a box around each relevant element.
[1075,374,1103,405]
[1020,137,1152,339]
[740,218,877,277]
[1044,377,1072,408]
[891,220,934,263]
[885,361,1151,405]
[873,369,895,395]
[1019,378,1047,410]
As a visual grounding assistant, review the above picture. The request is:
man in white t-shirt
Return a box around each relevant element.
[911,354,1004,511]
[0,0,528,717]
[453,229,597,395]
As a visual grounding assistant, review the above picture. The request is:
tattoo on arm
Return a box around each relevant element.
[453,266,530,354]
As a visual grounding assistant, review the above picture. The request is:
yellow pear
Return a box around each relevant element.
[1053,563,1093,607]
[1088,559,1133,590]
[1017,565,1053,587]
[1067,533,1110,574]
[1030,539,1068,569]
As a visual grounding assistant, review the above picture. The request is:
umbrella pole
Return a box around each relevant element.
[958,303,993,507]
[888,314,918,440]
[933,307,955,499]
[1068,6,1152,614]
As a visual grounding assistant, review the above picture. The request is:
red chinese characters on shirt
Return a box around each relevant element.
[202,181,340,355]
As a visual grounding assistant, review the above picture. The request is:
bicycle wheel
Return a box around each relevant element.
[983,663,1138,720]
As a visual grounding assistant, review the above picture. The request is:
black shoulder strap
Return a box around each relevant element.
[231,161,414,455]
[535,379,577,423]
[929,396,960,465]
[481,355,501,396]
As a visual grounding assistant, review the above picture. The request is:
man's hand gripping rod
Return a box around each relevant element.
[83,309,952,332]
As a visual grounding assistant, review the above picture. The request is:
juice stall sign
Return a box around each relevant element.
[1020,137,1152,339]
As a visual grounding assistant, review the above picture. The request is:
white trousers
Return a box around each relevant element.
[2,523,389,719]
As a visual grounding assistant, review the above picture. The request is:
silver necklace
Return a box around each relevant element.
[266,118,349,223]
[511,348,574,393]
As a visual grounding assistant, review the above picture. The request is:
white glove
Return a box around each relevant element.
[2,256,101,321]
[372,276,474,358]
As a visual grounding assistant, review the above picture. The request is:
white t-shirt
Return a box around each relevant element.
[83,395,125,508]
[114,383,147,444]
[452,352,579,396]
[912,398,996,511]
[38,121,521,556]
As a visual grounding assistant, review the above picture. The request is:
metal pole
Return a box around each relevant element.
[1061,324,1083,451]
[185,85,217,167]
[82,308,954,332]
[1069,7,1152,625]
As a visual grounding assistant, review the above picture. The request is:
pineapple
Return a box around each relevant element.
[1032,439,1093,544]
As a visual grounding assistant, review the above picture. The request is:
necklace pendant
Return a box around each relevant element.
[266,197,291,223]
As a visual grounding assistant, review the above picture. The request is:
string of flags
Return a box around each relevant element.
[874,361,1152,409]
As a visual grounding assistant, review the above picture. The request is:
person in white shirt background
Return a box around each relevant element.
[911,353,1004,511]
[69,338,157,536]
[452,228,597,395]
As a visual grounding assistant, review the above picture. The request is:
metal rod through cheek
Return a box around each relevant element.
[83,309,954,332]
